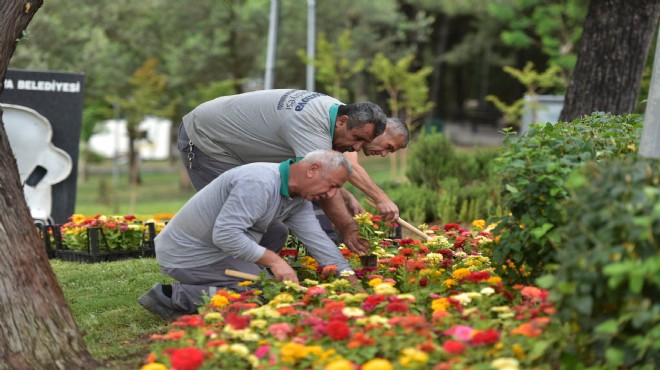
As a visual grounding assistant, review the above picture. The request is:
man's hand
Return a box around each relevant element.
[343,273,360,286]
[339,226,370,256]
[256,249,299,284]
[374,197,399,221]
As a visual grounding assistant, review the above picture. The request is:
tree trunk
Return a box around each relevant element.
[0,1,99,369]
[640,25,660,159]
[559,0,660,122]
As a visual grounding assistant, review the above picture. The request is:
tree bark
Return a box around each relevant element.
[0,1,99,369]
[640,24,660,159]
[559,0,660,122]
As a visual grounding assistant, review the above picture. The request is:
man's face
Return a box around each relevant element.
[362,128,406,157]
[332,116,376,153]
[300,165,350,202]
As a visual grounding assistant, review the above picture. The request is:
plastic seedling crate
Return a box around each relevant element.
[55,222,156,263]
[39,224,62,259]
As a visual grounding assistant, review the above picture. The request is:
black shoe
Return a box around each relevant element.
[138,284,182,321]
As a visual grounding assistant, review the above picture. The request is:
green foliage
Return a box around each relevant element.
[486,61,566,128]
[369,52,434,129]
[380,182,438,225]
[488,0,587,73]
[492,113,643,283]
[298,30,365,101]
[394,132,503,224]
[538,157,660,367]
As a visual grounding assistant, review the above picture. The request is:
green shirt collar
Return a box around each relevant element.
[279,158,303,198]
[329,104,339,140]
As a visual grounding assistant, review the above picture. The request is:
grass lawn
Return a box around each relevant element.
[51,258,173,369]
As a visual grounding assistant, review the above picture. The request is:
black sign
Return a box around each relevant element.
[1,69,85,224]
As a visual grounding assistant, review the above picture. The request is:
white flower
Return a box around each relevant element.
[480,287,496,296]
[342,307,365,318]
[491,357,520,370]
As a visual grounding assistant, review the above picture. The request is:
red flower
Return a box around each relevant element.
[124,215,136,221]
[399,247,415,257]
[225,313,250,330]
[444,223,460,232]
[398,238,416,246]
[168,347,205,370]
[172,315,205,328]
[471,329,500,345]
[419,277,429,287]
[442,340,466,355]
[389,255,406,268]
[386,299,408,313]
[466,270,491,283]
[362,294,387,311]
[348,331,376,348]
[326,319,351,340]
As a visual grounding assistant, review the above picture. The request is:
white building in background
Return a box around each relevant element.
[88,116,171,160]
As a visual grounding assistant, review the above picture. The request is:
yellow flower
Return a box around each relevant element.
[452,268,471,280]
[512,344,526,360]
[368,278,383,287]
[237,280,254,287]
[398,347,429,367]
[431,298,451,312]
[488,276,502,284]
[210,295,229,308]
[204,312,223,322]
[444,279,457,288]
[472,219,486,230]
[373,283,399,295]
[362,358,393,370]
[280,342,307,363]
[140,363,167,370]
[325,358,354,370]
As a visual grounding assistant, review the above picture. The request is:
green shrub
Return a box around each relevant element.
[538,157,660,368]
[492,112,642,282]
[404,131,503,224]
[381,182,438,225]
[406,132,497,189]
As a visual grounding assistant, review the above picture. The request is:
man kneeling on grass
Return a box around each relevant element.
[138,149,358,321]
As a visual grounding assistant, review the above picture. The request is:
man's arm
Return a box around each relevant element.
[317,195,370,255]
[343,152,399,220]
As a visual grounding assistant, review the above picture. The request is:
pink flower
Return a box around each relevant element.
[254,345,270,358]
[446,325,475,341]
[268,323,293,341]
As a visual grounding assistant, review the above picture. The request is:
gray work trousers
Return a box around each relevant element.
[163,230,286,314]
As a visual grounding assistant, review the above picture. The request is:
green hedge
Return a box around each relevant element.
[492,112,643,282]
[539,157,660,368]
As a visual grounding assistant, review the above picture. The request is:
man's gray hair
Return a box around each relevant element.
[301,149,354,176]
[338,102,387,137]
[387,117,410,148]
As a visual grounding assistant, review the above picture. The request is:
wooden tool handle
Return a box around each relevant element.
[364,199,431,241]
[225,269,260,281]
[224,269,308,291]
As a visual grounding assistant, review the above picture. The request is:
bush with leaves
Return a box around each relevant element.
[538,157,660,368]
[492,113,642,282]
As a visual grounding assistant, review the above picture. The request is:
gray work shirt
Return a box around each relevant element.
[182,89,342,165]
[155,161,352,273]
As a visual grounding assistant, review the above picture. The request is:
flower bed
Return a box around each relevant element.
[141,215,558,370]
[45,214,172,263]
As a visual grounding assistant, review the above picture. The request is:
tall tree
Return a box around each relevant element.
[0,1,99,369]
[560,0,660,121]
